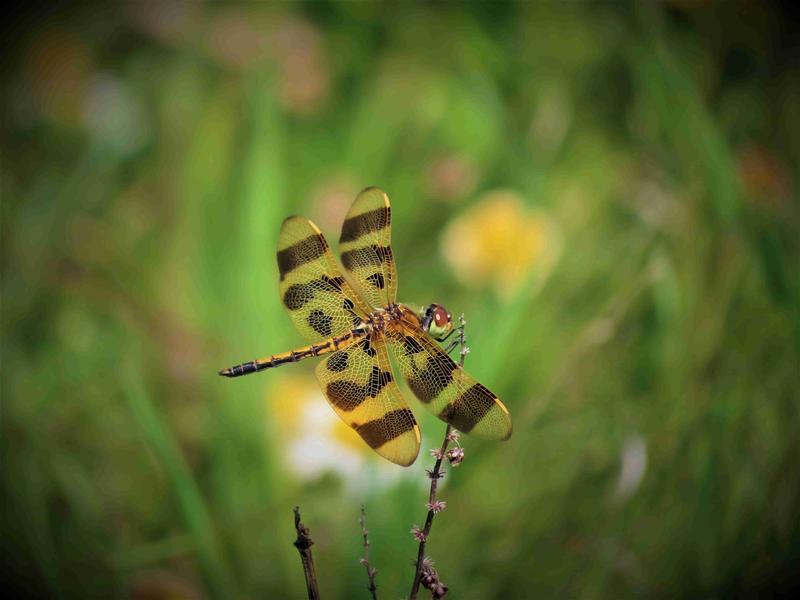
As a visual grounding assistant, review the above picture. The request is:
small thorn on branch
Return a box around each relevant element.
[426,468,445,480]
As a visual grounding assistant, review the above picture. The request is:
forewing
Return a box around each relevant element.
[315,332,421,466]
[278,216,371,341]
[387,323,512,440]
[338,187,398,308]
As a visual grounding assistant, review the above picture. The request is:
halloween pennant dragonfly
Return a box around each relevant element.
[219,187,512,466]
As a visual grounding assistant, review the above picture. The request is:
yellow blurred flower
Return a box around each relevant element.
[440,190,560,299]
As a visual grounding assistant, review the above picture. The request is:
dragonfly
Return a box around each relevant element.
[219,187,512,466]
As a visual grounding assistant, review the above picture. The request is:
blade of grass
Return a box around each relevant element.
[211,74,292,592]
[632,3,742,225]
[122,365,236,598]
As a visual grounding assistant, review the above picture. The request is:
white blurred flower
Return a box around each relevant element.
[270,375,425,490]
[614,433,647,501]
[287,401,364,480]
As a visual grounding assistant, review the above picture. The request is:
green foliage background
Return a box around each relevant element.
[2,2,798,598]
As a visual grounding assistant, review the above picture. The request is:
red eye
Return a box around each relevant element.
[433,306,448,326]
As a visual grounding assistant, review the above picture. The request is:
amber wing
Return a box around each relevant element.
[338,187,398,309]
[386,322,512,440]
[278,216,372,341]
[315,331,421,466]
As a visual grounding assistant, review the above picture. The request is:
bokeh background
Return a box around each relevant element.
[2,1,799,598]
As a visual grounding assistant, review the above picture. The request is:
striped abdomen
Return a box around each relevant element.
[218,328,368,378]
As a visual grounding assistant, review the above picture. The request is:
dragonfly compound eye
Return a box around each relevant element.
[433,306,450,327]
[427,305,453,340]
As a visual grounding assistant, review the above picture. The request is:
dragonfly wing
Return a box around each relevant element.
[338,187,398,308]
[278,216,371,341]
[315,331,420,466]
[387,323,512,440]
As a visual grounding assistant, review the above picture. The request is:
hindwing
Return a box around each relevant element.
[315,331,420,466]
[386,322,512,440]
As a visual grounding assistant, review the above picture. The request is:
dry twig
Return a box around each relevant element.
[293,506,321,600]
[359,506,379,600]
[409,315,468,599]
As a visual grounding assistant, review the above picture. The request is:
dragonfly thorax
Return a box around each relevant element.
[365,303,403,333]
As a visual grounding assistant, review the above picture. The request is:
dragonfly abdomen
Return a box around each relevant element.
[218,327,369,378]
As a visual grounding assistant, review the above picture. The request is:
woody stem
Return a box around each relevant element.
[409,315,467,599]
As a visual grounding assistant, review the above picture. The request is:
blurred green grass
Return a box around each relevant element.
[2,2,799,598]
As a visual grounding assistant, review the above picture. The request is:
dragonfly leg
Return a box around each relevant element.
[442,314,469,358]
[443,339,460,356]
[439,327,457,343]
[439,316,466,344]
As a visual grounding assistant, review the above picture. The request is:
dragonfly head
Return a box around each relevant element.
[421,304,453,340]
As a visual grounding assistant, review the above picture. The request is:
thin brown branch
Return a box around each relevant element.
[359,506,379,600]
[409,425,452,599]
[293,506,321,600]
[409,316,468,599]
